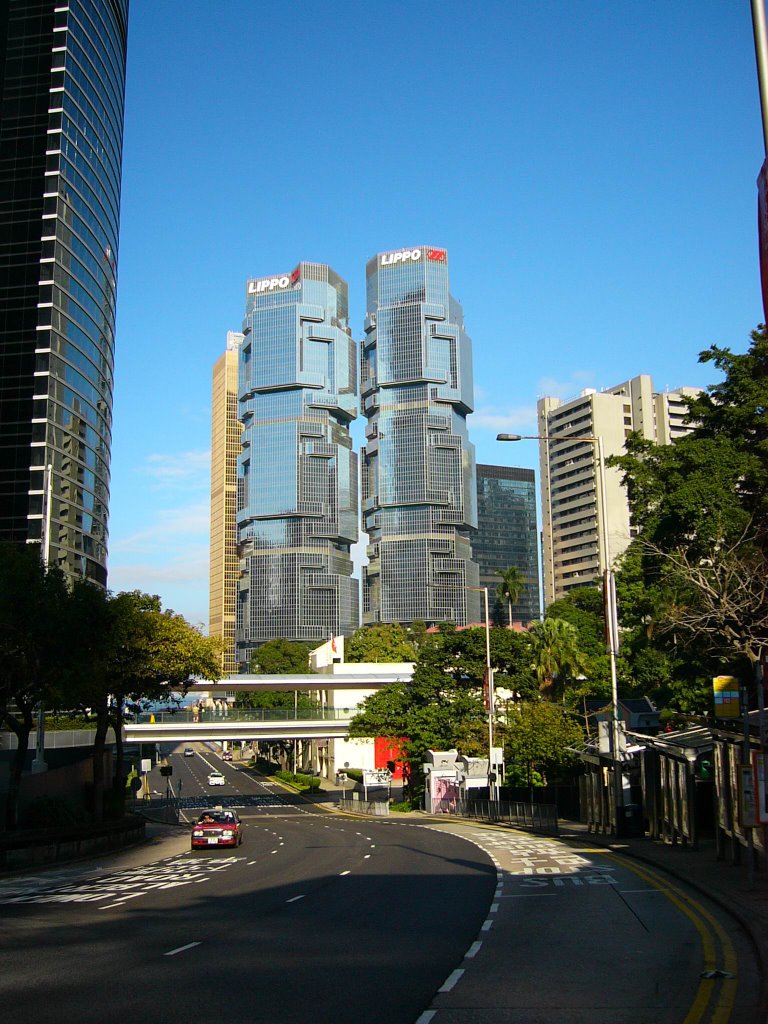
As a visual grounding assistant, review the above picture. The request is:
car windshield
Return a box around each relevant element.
[197,812,233,824]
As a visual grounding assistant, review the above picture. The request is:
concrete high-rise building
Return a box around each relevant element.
[475,464,540,625]
[236,262,359,664]
[0,0,129,585]
[361,245,480,626]
[537,375,700,606]
[209,331,243,675]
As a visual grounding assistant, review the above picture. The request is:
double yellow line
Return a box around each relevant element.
[595,852,738,1024]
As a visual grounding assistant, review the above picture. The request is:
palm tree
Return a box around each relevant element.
[528,617,587,700]
[495,566,526,626]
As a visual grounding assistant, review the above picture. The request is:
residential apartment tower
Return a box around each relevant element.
[538,375,699,606]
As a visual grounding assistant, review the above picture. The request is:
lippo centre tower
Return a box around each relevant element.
[361,246,479,626]
[236,263,359,664]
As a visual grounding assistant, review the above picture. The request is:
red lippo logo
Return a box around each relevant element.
[427,249,446,262]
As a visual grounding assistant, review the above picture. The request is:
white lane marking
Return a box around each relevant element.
[415,1013,437,1024]
[247,861,257,866]
[465,941,483,959]
[99,903,123,910]
[340,870,351,876]
[165,942,201,957]
[481,919,493,931]
[364,854,371,859]
[286,895,305,903]
[489,902,499,913]
[271,850,278,854]
[439,969,464,992]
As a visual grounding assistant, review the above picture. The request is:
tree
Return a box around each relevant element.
[348,644,486,801]
[68,588,222,822]
[528,618,588,701]
[495,566,526,625]
[505,700,584,789]
[611,327,768,705]
[249,639,314,674]
[345,624,418,663]
[0,544,72,829]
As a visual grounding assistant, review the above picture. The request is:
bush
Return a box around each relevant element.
[19,796,90,830]
[274,770,321,793]
[390,800,415,813]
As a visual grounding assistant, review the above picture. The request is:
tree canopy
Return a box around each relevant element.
[249,638,314,674]
[611,326,768,706]
[345,623,419,663]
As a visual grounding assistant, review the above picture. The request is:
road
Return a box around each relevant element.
[0,744,760,1024]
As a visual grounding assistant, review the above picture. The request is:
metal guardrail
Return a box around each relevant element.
[431,798,559,835]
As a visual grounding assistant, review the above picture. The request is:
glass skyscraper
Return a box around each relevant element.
[236,262,359,663]
[361,246,480,626]
[0,0,129,585]
[474,464,541,625]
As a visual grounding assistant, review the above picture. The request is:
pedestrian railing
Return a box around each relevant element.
[431,798,559,835]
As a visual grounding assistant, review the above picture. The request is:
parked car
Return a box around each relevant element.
[207,770,226,787]
[183,747,195,757]
[191,808,242,849]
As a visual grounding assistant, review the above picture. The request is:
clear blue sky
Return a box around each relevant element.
[108,0,764,628]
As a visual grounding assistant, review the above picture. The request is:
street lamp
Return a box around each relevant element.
[497,432,624,834]
[468,585,497,802]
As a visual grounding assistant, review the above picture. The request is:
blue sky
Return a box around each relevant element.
[108,0,764,629]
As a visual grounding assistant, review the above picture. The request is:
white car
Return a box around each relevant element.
[207,771,226,787]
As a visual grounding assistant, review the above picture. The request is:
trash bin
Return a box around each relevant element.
[619,802,644,837]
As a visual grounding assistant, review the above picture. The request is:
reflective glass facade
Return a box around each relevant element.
[475,464,541,625]
[0,0,128,586]
[361,246,479,626]
[236,263,358,661]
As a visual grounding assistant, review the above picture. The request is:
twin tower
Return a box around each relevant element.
[223,246,480,669]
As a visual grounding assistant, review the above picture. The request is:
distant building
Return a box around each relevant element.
[0,0,129,584]
[209,332,243,675]
[474,464,540,625]
[236,262,359,664]
[360,245,480,626]
[537,375,700,606]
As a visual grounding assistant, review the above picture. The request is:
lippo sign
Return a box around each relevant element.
[379,247,446,267]
[248,264,301,294]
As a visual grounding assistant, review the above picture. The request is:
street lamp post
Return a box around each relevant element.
[497,432,624,834]
[469,585,496,802]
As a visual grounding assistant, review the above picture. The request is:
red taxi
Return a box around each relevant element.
[191,808,243,849]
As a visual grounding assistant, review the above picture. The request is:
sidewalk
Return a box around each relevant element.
[556,818,768,1018]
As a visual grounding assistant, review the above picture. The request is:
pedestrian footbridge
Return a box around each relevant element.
[123,707,356,744]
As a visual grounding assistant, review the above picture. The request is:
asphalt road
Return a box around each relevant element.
[0,744,760,1024]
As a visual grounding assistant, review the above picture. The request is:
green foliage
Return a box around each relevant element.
[495,566,526,623]
[19,796,90,830]
[390,800,416,812]
[345,623,418,663]
[349,643,488,798]
[528,618,587,700]
[504,700,584,786]
[610,326,768,710]
[273,770,320,792]
[249,638,314,674]
[235,689,317,711]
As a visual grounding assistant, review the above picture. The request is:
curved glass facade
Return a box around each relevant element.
[0,0,129,586]
[236,263,359,660]
[361,246,479,626]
